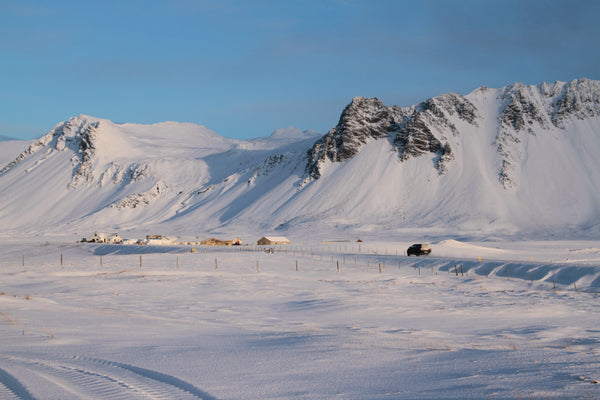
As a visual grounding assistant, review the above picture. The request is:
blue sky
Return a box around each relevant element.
[1,0,599,140]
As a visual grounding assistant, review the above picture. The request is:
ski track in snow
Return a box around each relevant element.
[0,355,217,400]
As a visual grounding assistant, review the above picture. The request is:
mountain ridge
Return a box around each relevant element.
[1,78,599,240]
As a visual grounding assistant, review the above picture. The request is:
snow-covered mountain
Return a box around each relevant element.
[1,78,599,240]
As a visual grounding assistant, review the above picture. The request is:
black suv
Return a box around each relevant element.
[407,243,431,256]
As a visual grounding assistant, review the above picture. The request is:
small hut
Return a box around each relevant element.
[257,236,291,246]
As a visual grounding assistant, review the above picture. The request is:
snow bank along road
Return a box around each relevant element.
[0,240,599,399]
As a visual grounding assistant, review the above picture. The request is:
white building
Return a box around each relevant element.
[89,233,122,244]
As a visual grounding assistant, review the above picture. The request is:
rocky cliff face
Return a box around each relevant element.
[0,115,150,191]
[305,93,478,179]
[0,115,99,178]
[305,97,402,179]
[495,78,600,188]
[551,78,600,128]
[305,78,600,189]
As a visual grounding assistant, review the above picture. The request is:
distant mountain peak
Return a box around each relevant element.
[268,127,321,141]
[0,134,17,142]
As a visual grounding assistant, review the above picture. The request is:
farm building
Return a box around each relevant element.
[145,236,174,246]
[257,236,291,246]
[88,233,122,244]
[201,238,229,246]
[200,237,241,246]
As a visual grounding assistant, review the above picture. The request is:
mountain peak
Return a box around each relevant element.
[268,127,320,141]
[0,135,17,142]
[551,78,600,128]
[304,96,400,179]
[305,92,478,179]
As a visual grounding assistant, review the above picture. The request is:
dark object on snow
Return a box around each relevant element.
[407,244,431,256]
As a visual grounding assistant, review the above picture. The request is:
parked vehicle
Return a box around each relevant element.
[407,243,431,256]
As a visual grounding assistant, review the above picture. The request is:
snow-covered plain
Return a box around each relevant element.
[0,238,599,399]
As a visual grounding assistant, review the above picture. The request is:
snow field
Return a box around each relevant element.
[0,240,599,399]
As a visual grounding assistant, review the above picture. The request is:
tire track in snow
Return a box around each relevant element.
[76,356,219,400]
[0,366,36,400]
[3,355,218,400]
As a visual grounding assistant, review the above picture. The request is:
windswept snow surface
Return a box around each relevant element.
[0,239,599,399]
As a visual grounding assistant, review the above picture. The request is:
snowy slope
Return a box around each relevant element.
[0,138,31,169]
[0,78,599,240]
[0,116,320,238]
[298,78,600,238]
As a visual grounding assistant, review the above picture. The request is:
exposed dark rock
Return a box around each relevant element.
[0,116,99,177]
[305,97,400,179]
[305,93,477,180]
[68,120,101,188]
[418,93,478,126]
[393,111,454,174]
[551,78,600,128]
[493,79,600,188]
[500,83,548,131]
[394,112,443,160]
